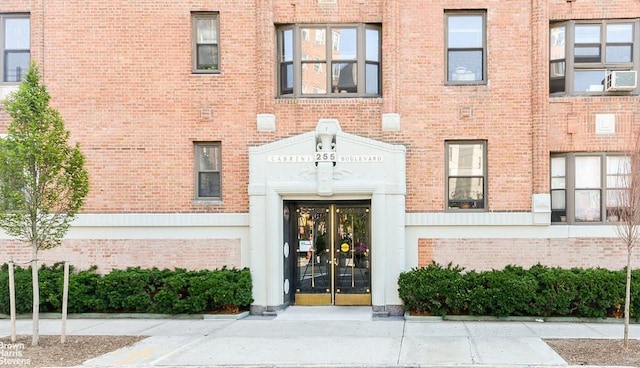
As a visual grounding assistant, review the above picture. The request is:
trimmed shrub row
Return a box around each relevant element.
[0,263,253,315]
[398,262,638,318]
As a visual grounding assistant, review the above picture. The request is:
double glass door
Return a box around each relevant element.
[289,202,371,305]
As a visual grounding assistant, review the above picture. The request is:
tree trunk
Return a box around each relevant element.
[624,246,632,349]
[31,245,39,346]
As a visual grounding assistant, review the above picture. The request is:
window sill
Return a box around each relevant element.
[193,199,223,205]
[275,97,383,106]
[192,70,221,75]
[448,200,485,210]
[551,221,620,225]
[445,81,487,86]
[550,91,638,98]
[447,208,487,212]
[277,94,382,99]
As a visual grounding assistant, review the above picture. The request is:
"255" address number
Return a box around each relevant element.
[315,152,336,162]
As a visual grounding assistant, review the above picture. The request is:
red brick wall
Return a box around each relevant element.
[0,238,241,273]
[544,1,640,170]
[1,0,636,217]
[549,99,640,152]
[1,0,29,12]
[419,237,639,271]
[418,238,434,266]
[395,1,535,212]
[0,1,639,273]
[2,1,262,213]
[549,0,636,20]
[1,0,539,215]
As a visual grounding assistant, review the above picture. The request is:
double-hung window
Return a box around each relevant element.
[195,142,222,200]
[2,14,30,83]
[446,141,487,210]
[445,10,486,84]
[551,153,630,223]
[192,13,220,73]
[277,23,381,97]
[550,20,638,95]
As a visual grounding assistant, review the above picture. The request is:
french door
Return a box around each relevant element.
[286,201,371,306]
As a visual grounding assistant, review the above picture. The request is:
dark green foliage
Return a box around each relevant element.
[0,264,253,315]
[466,266,538,317]
[0,263,32,314]
[572,268,625,318]
[96,268,153,312]
[397,262,466,316]
[66,266,101,313]
[528,264,579,316]
[151,269,194,314]
[206,267,254,312]
[38,263,65,312]
[399,262,636,319]
[630,269,640,319]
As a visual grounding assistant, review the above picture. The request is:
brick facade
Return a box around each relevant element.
[2,239,241,273]
[419,237,639,272]
[0,0,639,288]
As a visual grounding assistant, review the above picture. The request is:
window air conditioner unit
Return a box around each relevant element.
[605,71,637,92]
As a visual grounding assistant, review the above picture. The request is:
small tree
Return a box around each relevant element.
[0,64,89,345]
[613,136,640,349]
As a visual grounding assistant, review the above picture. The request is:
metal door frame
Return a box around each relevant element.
[287,200,371,306]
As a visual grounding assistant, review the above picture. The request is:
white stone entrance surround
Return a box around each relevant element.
[248,119,407,315]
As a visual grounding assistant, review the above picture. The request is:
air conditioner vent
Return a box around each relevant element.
[605,71,637,92]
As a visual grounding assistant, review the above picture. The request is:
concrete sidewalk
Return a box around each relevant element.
[2,306,639,367]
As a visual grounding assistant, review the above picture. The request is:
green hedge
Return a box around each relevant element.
[398,262,634,318]
[0,263,253,315]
